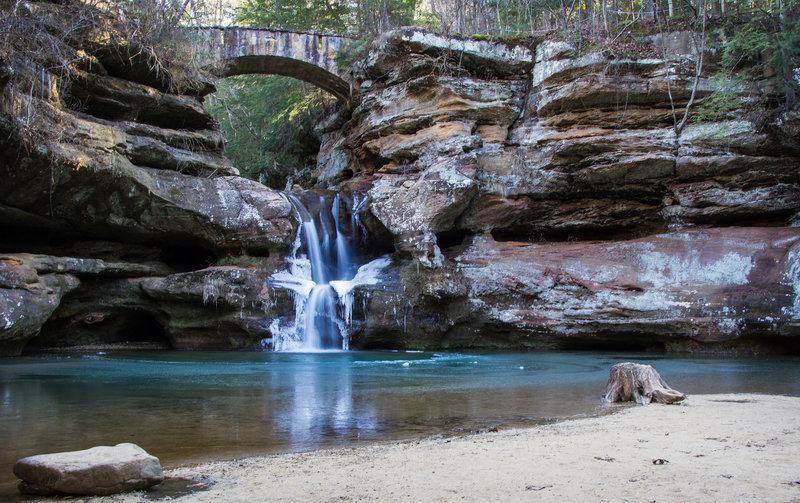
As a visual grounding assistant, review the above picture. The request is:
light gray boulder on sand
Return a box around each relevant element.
[603,362,686,405]
[13,443,164,496]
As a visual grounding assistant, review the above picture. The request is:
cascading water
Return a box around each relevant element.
[270,191,390,351]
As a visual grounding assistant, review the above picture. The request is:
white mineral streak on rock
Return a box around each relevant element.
[562,262,622,284]
[638,250,753,287]
[785,243,800,319]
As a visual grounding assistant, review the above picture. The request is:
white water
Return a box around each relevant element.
[270,192,389,351]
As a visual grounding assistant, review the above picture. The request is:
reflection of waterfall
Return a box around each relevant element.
[275,355,379,450]
[270,191,390,351]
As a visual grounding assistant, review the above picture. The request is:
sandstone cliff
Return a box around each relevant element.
[0,1,293,355]
[2,4,799,355]
[318,29,800,353]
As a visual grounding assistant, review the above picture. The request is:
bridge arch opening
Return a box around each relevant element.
[199,28,355,188]
[215,55,351,101]
[204,72,338,189]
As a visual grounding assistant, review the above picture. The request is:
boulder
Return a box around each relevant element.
[13,443,164,496]
[602,362,686,404]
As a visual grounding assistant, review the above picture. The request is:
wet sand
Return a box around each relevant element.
[29,394,800,502]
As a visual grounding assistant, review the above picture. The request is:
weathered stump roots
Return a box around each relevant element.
[603,362,685,405]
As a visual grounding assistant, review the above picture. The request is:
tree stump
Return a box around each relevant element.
[602,362,685,405]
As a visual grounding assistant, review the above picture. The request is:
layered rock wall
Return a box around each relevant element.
[318,29,800,353]
[2,8,799,355]
[0,2,294,355]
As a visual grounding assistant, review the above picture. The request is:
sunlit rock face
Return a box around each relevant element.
[0,78,294,256]
[319,30,531,264]
[320,30,800,353]
[323,34,800,247]
[3,5,800,355]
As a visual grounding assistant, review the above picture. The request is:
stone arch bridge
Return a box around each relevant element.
[196,27,354,101]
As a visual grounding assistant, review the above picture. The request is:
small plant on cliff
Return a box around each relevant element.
[692,7,800,126]
[400,259,427,299]
[336,36,374,73]
[693,74,765,123]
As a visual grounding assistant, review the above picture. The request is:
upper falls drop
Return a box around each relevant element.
[270,191,389,351]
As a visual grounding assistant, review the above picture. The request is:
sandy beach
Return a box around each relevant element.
[28,393,800,502]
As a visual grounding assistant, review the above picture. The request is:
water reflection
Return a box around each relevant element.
[1,350,799,500]
[273,354,378,449]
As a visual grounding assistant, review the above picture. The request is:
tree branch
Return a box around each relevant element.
[675,9,706,136]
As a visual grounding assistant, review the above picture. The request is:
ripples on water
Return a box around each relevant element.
[1,350,799,498]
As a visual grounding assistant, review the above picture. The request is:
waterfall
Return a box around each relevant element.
[270,191,390,351]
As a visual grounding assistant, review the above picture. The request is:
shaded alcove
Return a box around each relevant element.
[159,244,219,272]
[436,228,470,251]
[25,308,170,353]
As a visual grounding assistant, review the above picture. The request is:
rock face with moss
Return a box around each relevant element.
[318,29,800,353]
[0,1,294,355]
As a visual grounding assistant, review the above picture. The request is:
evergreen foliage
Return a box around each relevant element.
[695,1,800,123]
[717,8,800,108]
[205,75,335,189]
[236,0,418,34]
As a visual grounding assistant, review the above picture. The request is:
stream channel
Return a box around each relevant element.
[2,350,800,499]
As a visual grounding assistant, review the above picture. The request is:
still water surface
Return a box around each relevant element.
[2,350,799,497]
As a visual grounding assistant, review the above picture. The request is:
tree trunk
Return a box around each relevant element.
[476,0,489,33]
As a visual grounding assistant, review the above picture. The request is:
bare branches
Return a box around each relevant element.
[659,0,707,138]
[675,18,706,135]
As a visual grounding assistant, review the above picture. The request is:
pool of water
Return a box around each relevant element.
[2,350,799,498]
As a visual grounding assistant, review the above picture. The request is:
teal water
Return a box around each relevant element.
[2,350,800,498]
